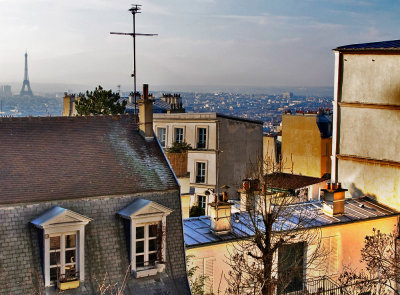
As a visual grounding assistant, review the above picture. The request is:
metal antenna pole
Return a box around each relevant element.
[110,5,157,116]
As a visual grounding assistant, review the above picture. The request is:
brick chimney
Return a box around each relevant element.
[138,84,154,140]
[321,182,348,216]
[62,93,77,116]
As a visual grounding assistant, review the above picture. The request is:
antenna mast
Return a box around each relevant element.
[110,5,157,115]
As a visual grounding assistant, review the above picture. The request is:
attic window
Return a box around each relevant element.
[118,198,173,278]
[31,206,92,287]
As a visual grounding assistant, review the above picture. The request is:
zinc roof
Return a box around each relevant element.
[184,197,399,248]
[335,40,400,51]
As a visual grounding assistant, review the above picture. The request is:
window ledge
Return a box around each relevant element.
[134,263,166,278]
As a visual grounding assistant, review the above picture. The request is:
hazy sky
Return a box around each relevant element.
[1,0,399,91]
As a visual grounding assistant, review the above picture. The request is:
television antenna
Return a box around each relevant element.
[110,5,157,115]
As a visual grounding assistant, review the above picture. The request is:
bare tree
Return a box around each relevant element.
[338,228,400,295]
[224,156,325,295]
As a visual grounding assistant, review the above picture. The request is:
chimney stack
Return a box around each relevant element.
[321,182,347,216]
[138,84,154,140]
[209,200,233,235]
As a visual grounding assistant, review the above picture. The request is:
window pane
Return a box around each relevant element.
[65,249,76,264]
[50,267,60,281]
[196,162,206,183]
[149,239,158,252]
[136,255,144,268]
[136,226,144,239]
[50,236,60,250]
[175,128,183,143]
[66,234,76,248]
[149,224,158,238]
[157,128,166,147]
[136,241,144,253]
[149,253,158,265]
[197,128,206,148]
[50,252,60,266]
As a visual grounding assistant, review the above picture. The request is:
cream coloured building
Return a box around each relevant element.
[153,113,263,216]
[184,195,399,294]
[331,40,400,210]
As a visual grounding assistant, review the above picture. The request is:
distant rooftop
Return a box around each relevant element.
[184,197,399,248]
[265,172,327,191]
[335,40,400,51]
[154,112,263,125]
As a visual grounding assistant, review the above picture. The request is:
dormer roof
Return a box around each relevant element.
[31,206,92,229]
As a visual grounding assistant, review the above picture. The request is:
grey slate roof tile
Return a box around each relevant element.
[0,115,178,204]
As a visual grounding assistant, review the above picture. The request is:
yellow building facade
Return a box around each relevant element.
[281,113,332,178]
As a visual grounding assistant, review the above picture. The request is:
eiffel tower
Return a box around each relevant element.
[20,51,33,97]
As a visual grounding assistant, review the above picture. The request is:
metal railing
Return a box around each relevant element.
[282,276,350,295]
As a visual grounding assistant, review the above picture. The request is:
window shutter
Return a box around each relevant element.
[321,236,339,275]
[204,257,215,293]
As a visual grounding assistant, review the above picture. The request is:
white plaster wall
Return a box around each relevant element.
[188,151,217,186]
[339,107,400,161]
[153,121,217,149]
[338,159,400,209]
[341,54,400,105]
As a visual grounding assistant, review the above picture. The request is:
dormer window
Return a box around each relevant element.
[31,206,92,287]
[118,198,172,278]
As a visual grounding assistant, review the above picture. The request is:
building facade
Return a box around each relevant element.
[281,111,332,178]
[184,196,399,294]
[331,40,400,210]
[153,113,263,216]
[0,114,190,295]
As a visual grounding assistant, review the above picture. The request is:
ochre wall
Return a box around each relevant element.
[281,114,330,177]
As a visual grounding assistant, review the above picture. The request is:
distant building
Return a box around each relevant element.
[153,113,263,216]
[281,110,332,178]
[282,92,293,99]
[0,85,12,98]
[263,133,280,173]
[332,40,400,209]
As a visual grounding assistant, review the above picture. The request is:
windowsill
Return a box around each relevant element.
[134,263,166,278]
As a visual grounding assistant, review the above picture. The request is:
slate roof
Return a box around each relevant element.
[0,115,178,204]
[335,40,400,51]
[184,197,399,248]
[265,172,326,191]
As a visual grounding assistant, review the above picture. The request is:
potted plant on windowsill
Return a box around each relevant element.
[57,271,80,291]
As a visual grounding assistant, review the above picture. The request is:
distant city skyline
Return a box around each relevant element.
[1,0,399,90]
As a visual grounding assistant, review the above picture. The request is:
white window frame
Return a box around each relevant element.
[195,161,207,184]
[174,127,184,144]
[31,207,91,287]
[118,199,173,278]
[157,127,167,147]
[198,195,207,209]
[196,127,208,149]
[49,232,78,284]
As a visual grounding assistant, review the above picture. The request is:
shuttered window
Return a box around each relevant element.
[194,257,215,294]
[321,236,339,275]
